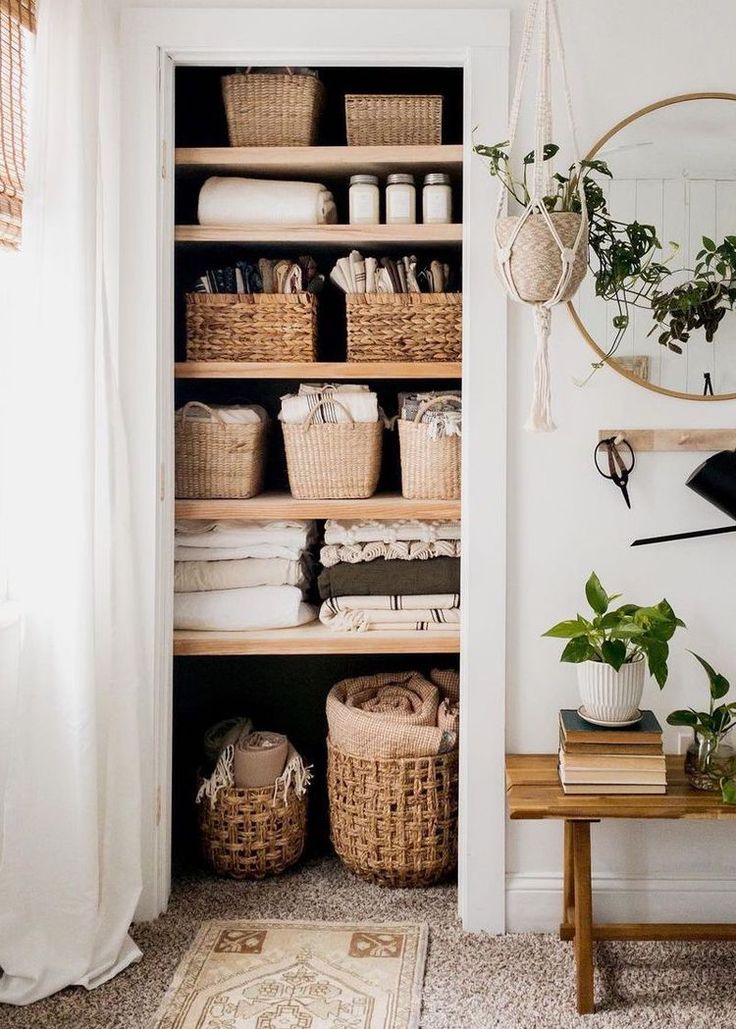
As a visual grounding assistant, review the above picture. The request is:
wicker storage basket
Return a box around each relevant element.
[345,94,442,146]
[327,740,458,887]
[495,212,588,304]
[198,782,307,879]
[346,293,461,363]
[282,398,382,500]
[186,293,317,363]
[398,395,461,501]
[222,70,325,147]
[175,401,266,499]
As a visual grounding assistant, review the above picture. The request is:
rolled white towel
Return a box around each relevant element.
[198,176,337,227]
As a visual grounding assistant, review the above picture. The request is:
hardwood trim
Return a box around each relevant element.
[175,144,463,176]
[560,922,736,942]
[572,821,595,1015]
[597,428,736,452]
[173,623,460,656]
[175,492,461,521]
[174,360,462,380]
[175,224,463,246]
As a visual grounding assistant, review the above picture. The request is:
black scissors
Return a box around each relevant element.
[594,436,635,509]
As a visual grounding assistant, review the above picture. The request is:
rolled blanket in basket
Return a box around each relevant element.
[317,556,460,600]
[178,403,268,424]
[197,740,312,806]
[174,557,306,593]
[319,538,461,567]
[198,176,337,227]
[319,594,460,633]
[175,519,314,551]
[233,731,289,789]
[326,671,454,758]
[324,518,461,546]
[174,585,317,631]
[280,387,379,425]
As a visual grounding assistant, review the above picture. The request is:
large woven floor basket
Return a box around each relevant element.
[186,293,317,363]
[222,71,325,147]
[282,399,382,499]
[398,396,461,500]
[327,741,458,887]
[198,782,307,879]
[345,94,442,146]
[346,293,461,362]
[175,401,266,499]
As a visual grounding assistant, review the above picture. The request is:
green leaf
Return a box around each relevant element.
[721,778,736,805]
[666,710,699,727]
[542,618,591,639]
[642,637,669,689]
[703,236,717,252]
[601,639,627,671]
[523,143,559,165]
[689,651,730,701]
[560,637,597,664]
[585,572,609,615]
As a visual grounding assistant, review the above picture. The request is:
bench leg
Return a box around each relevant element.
[572,821,595,1015]
[562,820,575,925]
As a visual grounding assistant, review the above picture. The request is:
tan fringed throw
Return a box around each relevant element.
[326,671,456,759]
[432,668,460,736]
[233,731,289,789]
[197,738,311,807]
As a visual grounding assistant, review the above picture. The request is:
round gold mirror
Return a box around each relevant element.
[570,93,736,400]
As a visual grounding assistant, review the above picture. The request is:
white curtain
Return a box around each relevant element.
[0,0,143,1005]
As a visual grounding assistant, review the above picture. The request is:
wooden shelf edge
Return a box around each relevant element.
[175,224,463,244]
[174,360,462,379]
[175,144,464,175]
[175,492,461,521]
[173,623,460,656]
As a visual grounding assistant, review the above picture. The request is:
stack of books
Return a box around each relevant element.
[558,709,666,795]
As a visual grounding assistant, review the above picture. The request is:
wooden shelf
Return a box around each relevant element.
[175,144,463,177]
[174,360,462,380]
[173,622,460,656]
[598,428,736,452]
[175,224,462,246]
[175,492,461,521]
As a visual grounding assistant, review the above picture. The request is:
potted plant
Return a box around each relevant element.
[667,653,736,802]
[543,572,685,724]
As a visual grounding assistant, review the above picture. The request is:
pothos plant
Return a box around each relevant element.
[473,139,736,365]
[667,652,736,804]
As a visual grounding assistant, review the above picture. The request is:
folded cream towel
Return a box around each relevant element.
[198,176,337,227]
[177,403,268,425]
[174,585,316,631]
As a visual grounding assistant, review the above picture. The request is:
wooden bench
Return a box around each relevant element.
[506,754,736,1015]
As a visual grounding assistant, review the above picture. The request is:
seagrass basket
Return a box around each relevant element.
[398,395,461,500]
[495,212,588,304]
[222,69,325,147]
[281,398,382,500]
[198,782,307,879]
[345,94,442,146]
[175,401,266,499]
[346,293,461,363]
[327,740,458,887]
[185,293,317,363]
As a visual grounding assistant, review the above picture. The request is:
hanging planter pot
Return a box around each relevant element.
[495,212,588,304]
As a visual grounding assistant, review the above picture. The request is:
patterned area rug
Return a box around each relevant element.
[151,919,427,1029]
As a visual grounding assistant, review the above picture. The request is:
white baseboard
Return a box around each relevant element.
[506,874,736,932]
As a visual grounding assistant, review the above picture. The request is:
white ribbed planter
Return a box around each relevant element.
[577,657,645,723]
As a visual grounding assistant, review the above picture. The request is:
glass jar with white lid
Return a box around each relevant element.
[349,174,380,225]
[422,172,453,224]
[385,173,416,225]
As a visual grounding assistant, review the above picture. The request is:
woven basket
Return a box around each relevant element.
[345,94,442,146]
[282,398,382,500]
[495,212,588,304]
[222,70,325,147]
[186,293,317,363]
[398,396,461,500]
[346,293,461,362]
[327,740,458,887]
[175,401,266,499]
[198,782,307,879]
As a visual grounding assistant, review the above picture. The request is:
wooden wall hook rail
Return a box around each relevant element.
[598,429,736,452]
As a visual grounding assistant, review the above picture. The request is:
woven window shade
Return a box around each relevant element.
[0,0,36,249]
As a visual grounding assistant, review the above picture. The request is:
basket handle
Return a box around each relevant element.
[303,396,356,429]
[413,395,462,424]
[179,401,225,425]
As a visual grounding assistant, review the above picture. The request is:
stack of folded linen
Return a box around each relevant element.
[279,382,381,425]
[318,518,460,633]
[174,519,317,631]
[398,389,461,437]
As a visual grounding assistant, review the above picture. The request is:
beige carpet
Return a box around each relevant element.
[1,857,734,1028]
[152,919,426,1029]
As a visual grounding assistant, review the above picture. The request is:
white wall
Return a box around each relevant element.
[122,0,736,929]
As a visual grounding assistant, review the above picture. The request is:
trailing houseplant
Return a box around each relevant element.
[667,652,736,803]
[542,572,686,723]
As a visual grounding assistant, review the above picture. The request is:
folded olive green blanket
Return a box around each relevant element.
[318,556,460,600]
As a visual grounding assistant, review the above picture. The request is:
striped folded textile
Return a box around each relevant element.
[319,593,460,633]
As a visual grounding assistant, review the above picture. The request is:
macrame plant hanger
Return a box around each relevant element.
[495,0,588,431]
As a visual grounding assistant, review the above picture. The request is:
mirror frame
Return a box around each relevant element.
[568,92,736,401]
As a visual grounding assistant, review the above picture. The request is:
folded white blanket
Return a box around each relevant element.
[175,544,305,562]
[174,557,305,593]
[319,539,461,567]
[174,585,317,631]
[323,519,461,545]
[280,386,378,425]
[198,176,337,227]
[177,403,268,425]
[175,520,314,551]
[320,593,460,633]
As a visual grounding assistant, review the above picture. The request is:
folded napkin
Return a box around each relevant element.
[198,176,337,227]
[174,557,305,593]
[319,593,460,633]
[233,731,289,789]
[174,585,316,631]
[318,556,460,600]
[324,519,461,546]
[319,539,461,567]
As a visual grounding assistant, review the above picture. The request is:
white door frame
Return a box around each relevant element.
[119,6,509,931]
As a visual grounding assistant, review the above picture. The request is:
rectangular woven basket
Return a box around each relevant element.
[282,420,383,500]
[398,395,462,500]
[346,292,461,362]
[345,94,442,146]
[185,293,318,363]
[175,402,266,499]
[221,71,325,147]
